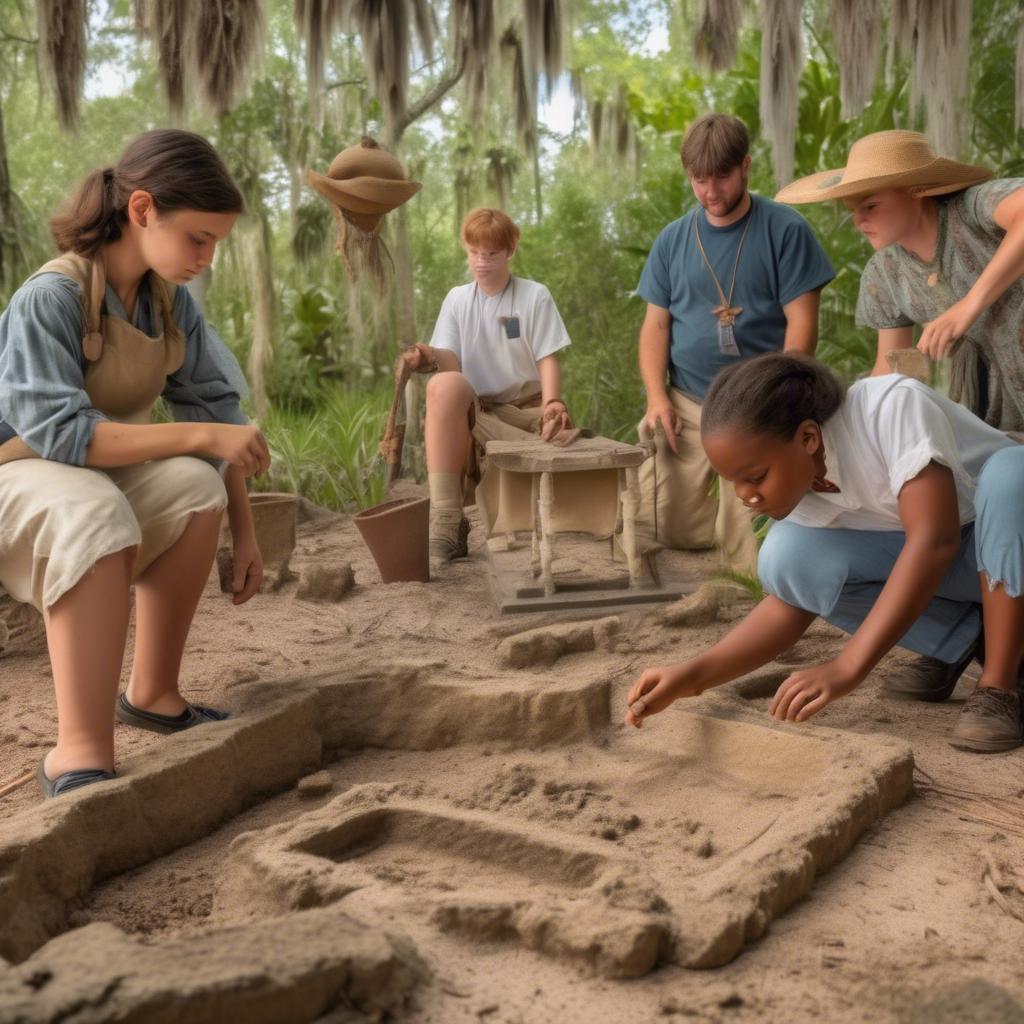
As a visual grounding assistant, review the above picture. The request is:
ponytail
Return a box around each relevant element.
[701,352,847,441]
[49,129,244,257]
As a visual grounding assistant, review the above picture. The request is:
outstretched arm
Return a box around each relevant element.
[771,461,962,722]
[625,595,816,727]
[919,188,1024,358]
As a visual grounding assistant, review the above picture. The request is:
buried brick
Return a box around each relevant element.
[0,906,426,1024]
[499,617,620,668]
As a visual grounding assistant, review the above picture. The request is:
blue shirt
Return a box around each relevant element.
[637,194,835,400]
[0,272,248,464]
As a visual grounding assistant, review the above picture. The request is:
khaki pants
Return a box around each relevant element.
[637,388,759,574]
[0,457,227,611]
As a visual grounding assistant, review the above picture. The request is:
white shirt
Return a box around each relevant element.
[786,375,1018,531]
[429,276,571,403]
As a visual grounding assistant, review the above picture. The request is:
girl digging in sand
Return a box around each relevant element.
[0,130,269,798]
[625,352,1024,753]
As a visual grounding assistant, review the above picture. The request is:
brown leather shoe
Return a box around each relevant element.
[948,687,1023,753]
[429,509,469,566]
[880,642,980,703]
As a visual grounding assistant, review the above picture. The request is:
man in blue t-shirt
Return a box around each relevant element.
[636,113,835,571]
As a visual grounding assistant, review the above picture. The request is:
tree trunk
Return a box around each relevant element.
[532,138,543,222]
[0,95,15,293]
[392,201,417,345]
[245,216,275,419]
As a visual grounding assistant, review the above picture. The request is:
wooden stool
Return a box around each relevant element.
[484,435,651,600]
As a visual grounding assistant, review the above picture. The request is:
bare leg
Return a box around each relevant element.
[126,508,221,715]
[43,547,135,777]
[425,371,476,472]
[977,575,1024,692]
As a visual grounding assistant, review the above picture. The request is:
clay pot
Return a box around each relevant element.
[218,492,299,593]
[353,496,430,583]
[248,492,299,572]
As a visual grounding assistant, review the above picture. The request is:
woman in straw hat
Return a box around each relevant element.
[777,130,1024,435]
[0,129,269,798]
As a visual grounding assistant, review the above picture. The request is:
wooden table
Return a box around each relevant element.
[484,435,651,599]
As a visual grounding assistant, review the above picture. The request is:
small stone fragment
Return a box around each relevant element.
[296,563,355,603]
[297,770,334,799]
[498,622,597,668]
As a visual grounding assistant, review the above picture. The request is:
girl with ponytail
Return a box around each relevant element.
[0,129,270,797]
[626,352,1024,753]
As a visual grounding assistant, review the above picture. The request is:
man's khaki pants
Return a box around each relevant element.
[636,388,759,574]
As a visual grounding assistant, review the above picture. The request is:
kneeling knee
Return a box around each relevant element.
[163,456,228,508]
[977,446,1024,510]
[426,370,473,406]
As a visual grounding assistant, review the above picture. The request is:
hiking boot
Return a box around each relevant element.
[948,686,1023,753]
[879,641,980,702]
[429,509,469,566]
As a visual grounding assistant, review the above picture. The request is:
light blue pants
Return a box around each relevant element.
[758,445,1024,665]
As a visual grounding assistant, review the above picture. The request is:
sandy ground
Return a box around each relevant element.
[2,486,1024,1023]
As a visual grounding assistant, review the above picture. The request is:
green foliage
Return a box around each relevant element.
[258,384,391,510]
[713,568,765,603]
[3,0,1024,506]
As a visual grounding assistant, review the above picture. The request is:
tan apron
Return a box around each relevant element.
[0,251,184,465]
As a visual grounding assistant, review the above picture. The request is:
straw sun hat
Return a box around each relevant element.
[307,136,421,232]
[775,130,991,205]
[307,137,421,283]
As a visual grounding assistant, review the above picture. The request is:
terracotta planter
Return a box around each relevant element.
[218,492,299,593]
[353,496,430,583]
[249,492,299,573]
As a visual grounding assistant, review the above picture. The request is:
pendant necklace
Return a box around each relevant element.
[694,206,753,356]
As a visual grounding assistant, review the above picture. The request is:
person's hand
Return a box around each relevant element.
[230,529,263,605]
[641,399,683,454]
[917,296,981,360]
[625,663,703,728]
[540,399,573,441]
[402,343,436,373]
[768,658,863,723]
[201,425,270,478]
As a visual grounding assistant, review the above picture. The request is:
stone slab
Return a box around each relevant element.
[0,906,425,1023]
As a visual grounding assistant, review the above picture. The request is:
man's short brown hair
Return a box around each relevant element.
[461,207,520,252]
[680,114,750,178]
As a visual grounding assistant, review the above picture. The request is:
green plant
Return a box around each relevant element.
[256,384,391,511]
[714,567,765,603]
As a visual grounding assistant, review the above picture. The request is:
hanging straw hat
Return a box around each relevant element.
[775,130,992,205]
[307,137,421,284]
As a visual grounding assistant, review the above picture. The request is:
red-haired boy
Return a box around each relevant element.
[403,208,573,566]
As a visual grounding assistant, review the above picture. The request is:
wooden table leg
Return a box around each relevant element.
[620,466,643,588]
[539,470,555,595]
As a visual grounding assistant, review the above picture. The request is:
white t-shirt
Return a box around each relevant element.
[429,276,571,403]
[786,375,1018,532]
